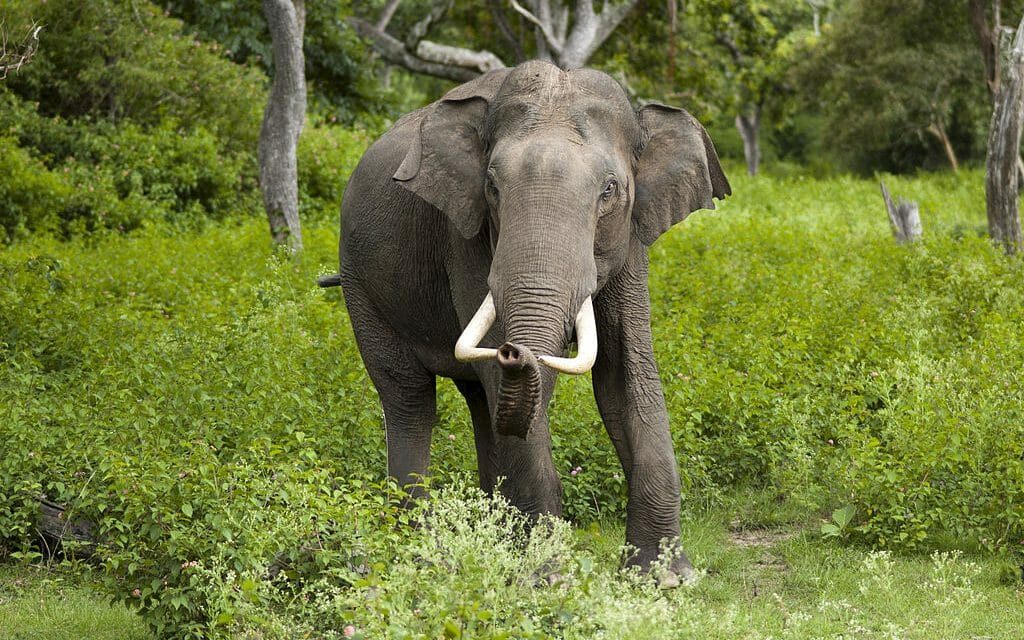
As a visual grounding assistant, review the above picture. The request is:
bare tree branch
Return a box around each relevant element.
[404,0,452,51]
[357,1,633,82]
[560,0,638,68]
[509,0,564,55]
[350,17,492,82]
[376,0,403,31]
[0,21,42,80]
[489,0,526,62]
[416,40,505,72]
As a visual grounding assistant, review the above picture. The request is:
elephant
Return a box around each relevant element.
[322,60,730,583]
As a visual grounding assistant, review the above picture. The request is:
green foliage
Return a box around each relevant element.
[161,0,396,124]
[0,136,73,242]
[0,93,259,239]
[648,169,1024,549]
[2,170,1024,635]
[0,0,271,240]
[793,0,1021,173]
[297,125,378,224]
[1,0,266,149]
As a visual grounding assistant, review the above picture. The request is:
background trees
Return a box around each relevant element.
[1,0,1023,244]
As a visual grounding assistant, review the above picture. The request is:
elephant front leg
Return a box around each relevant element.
[591,243,693,585]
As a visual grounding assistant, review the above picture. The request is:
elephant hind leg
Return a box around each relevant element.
[453,379,497,494]
[343,285,436,499]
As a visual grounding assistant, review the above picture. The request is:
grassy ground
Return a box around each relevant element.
[2,492,1021,639]
[0,564,150,640]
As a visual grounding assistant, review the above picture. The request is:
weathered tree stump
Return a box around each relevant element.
[880,181,922,244]
[36,498,97,558]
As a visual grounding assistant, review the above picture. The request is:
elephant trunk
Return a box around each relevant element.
[492,342,543,438]
[454,180,600,439]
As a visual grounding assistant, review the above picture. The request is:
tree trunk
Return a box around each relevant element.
[986,14,1024,254]
[969,0,1001,99]
[736,108,761,176]
[259,0,306,251]
[667,0,677,86]
[926,121,959,172]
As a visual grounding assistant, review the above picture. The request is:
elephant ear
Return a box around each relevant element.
[394,69,511,239]
[632,104,731,246]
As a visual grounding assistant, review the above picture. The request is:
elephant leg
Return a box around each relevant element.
[343,285,436,499]
[591,239,692,584]
[379,373,436,500]
[453,378,498,494]
[494,404,563,518]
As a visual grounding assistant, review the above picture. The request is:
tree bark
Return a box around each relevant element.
[259,0,306,251]
[985,14,1024,254]
[350,18,496,82]
[415,40,505,73]
[736,108,761,176]
[559,0,637,68]
[376,0,403,31]
[969,0,1001,99]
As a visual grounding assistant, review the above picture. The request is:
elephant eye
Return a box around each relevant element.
[601,179,618,201]
[485,171,500,203]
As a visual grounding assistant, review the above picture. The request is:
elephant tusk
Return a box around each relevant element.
[454,292,499,362]
[538,296,597,375]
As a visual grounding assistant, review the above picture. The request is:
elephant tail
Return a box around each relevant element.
[317,273,342,288]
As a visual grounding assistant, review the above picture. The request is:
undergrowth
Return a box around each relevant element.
[2,170,1023,636]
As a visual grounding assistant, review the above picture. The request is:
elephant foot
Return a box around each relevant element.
[654,555,698,589]
[624,540,698,589]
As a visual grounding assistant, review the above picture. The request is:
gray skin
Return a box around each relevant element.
[337,60,730,581]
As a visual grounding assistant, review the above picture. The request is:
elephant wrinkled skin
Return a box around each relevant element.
[330,60,730,583]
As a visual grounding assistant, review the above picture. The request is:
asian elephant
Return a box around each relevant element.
[323,60,730,583]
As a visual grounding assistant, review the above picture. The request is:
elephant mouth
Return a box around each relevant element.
[453,292,597,374]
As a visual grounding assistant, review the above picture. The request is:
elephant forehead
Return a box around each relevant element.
[485,62,639,153]
[498,60,572,105]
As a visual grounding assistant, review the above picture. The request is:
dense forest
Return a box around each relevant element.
[2,2,1024,638]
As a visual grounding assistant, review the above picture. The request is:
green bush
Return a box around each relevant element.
[2,0,266,151]
[0,137,72,242]
[2,170,1024,636]
[0,110,259,239]
[297,125,377,224]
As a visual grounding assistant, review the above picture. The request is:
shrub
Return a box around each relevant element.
[0,137,73,242]
[0,113,259,239]
[297,124,377,225]
[2,0,266,152]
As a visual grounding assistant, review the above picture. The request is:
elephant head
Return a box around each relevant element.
[395,61,729,439]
